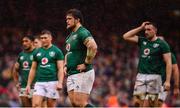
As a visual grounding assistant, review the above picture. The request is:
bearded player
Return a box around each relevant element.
[65,9,97,107]
[123,22,172,107]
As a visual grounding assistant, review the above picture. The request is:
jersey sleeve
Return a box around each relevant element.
[171,53,177,64]
[161,40,171,54]
[56,48,64,60]
[79,30,93,43]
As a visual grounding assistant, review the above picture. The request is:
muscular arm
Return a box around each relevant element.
[123,27,141,43]
[84,37,98,64]
[27,61,37,86]
[57,60,64,84]
[163,53,172,89]
[123,21,150,43]
[12,62,20,84]
[172,64,179,89]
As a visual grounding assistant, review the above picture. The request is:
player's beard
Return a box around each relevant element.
[67,25,76,31]
[67,21,77,31]
[146,34,155,40]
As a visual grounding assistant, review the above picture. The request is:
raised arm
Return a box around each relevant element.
[123,21,150,43]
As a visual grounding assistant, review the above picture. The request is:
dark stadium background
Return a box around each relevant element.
[0,0,179,107]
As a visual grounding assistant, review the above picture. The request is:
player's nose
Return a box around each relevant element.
[66,20,69,23]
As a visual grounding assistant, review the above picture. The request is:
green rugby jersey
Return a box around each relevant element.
[33,45,64,82]
[17,48,37,88]
[65,26,93,75]
[137,37,171,75]
[172,53,177,65]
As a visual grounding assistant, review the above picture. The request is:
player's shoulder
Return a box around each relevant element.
[78,26,91,35]
[157,38,169,46]
[51,45,62,52]
[51,44,59,49]
[18,51,26,57]
[17,52,23,60]
[80,26,89,31]
[51,45,64,57]
[17,51,27,62]
[18,51,24,55]
[32,48,44,58]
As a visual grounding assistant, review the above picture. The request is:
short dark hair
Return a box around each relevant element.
[41,29,52,36]
[66,8,84,24]
[145,22,158,33]
[145,22,157,29]
[23,35,34,41]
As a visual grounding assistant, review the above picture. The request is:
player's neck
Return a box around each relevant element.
[72,23,82,32]
[43,43,52,49]
[149,35,158,41]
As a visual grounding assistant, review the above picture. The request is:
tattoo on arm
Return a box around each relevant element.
[84,37,97,64]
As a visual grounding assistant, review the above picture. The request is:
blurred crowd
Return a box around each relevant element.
[0,0,180,107]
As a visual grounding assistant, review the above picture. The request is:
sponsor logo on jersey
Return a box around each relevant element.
[66,44,71,51]
[153,43,159,48]
[143,41,147,45]
[37,53,41,57]
[49,51,55,57]
[41,58,48,65]
[23,61,29,68]
[144,48,150,56]
[20,56,24,60]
